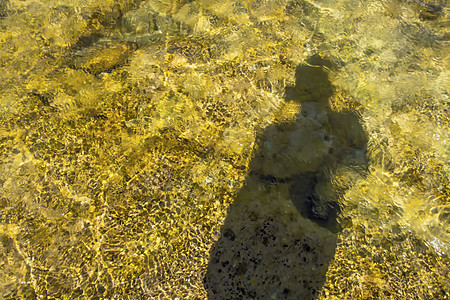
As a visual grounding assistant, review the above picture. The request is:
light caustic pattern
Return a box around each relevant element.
[0,0,448,299]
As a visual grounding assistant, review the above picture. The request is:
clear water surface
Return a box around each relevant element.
[0,0,448,299]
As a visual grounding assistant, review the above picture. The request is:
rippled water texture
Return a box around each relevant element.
[0,0,448,299]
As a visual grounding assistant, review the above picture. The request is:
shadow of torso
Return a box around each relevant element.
[204,56,367,299]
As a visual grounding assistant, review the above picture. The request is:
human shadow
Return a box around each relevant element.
[204,55,367,299]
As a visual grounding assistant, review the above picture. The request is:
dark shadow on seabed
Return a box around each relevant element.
[204,55,368,299]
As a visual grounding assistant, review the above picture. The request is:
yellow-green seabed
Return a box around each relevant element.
[0,0,448,299]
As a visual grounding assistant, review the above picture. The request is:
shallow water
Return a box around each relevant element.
[0,0,448,299]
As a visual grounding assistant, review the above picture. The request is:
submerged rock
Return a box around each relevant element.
[67,40,137,74]
[412,0,445,14]
[0,0,8,18]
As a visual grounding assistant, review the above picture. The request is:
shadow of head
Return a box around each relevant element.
[204,55,367,299]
